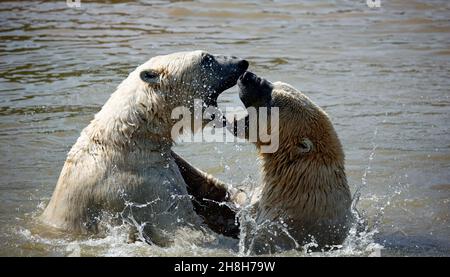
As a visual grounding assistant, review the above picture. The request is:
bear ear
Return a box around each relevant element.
[139,69,160,85]
[298,138,313,153]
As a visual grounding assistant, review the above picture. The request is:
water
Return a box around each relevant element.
[0,0,449,256]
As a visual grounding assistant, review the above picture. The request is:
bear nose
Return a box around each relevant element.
[238,71,273,108]
[239,71,256,83]
[238,60,249,71]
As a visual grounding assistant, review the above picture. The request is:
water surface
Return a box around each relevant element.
[0,0,449,256]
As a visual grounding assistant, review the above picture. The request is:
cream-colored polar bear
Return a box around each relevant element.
[41,51,248,245]
[185,71,353,252]
[235,71,352,253]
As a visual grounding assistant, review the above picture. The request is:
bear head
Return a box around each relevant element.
[236,71,345,173]
[138,50,248,109]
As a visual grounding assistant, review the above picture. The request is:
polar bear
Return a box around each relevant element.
[40,51,248,246]
[234,71,352,253]
[185,72,354,250]
[187,71,353,253]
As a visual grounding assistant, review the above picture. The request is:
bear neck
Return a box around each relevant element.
[259,143,351,221]
[83,82,174,152]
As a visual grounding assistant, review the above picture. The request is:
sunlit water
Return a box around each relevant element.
[0,0,449,256]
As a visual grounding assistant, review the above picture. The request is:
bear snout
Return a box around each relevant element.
[238,71,273,108]
[210,56,249,95]
[237,59,249,72]
[238,71,255,83]
[212,55,248,71]
[221,57,248,75]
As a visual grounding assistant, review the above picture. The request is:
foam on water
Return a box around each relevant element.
[17,166,388,257]
[13,119,400,257]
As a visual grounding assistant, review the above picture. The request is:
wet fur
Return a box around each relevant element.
[41,51,244,245]
[239,82,352,253]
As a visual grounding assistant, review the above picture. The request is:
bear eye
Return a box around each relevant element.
[139,70,160,85]
[298,138,313,153]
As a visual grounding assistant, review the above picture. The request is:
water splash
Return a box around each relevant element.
[22,115,410,257]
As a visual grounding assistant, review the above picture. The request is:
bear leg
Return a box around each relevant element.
[171,151,242,238]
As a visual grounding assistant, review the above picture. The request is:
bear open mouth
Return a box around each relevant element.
[205,61,249,107]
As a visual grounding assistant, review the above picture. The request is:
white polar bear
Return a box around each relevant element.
[41,50,248,246]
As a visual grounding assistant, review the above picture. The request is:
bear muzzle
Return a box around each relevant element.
[238,71,273,108]
[202,55,249,106]
[212,56,249,91]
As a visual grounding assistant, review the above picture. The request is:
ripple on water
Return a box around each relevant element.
[0,0,449,256]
